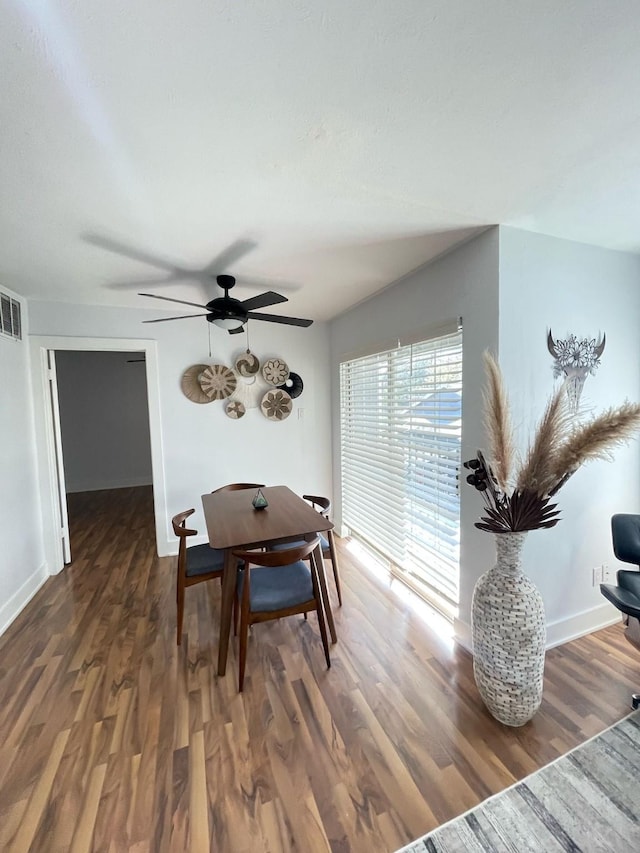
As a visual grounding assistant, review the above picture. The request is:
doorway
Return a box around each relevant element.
[55,350,154,564]
[29,335,168,575]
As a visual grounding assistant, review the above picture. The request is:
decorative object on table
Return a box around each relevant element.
[547,329,606,412]
[262,358,290,386]
[261,389,293,421]
[199,363,237,400]
[180,364,215,404]
[277,371,304,399]
[225,400,246,419]
[251,488,269,510]
[465,351,640,726]
[235,349,260,376]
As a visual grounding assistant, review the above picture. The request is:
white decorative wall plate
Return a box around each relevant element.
[230,375,270,409]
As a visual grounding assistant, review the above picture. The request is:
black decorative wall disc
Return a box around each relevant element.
[277,371,303,399]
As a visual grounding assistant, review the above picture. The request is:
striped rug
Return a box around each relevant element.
[397,710,640,852]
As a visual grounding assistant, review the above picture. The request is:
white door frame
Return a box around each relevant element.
[30,335,168,574]
[46,349,72,563]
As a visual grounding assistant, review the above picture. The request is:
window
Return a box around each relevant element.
[339,322,462,616]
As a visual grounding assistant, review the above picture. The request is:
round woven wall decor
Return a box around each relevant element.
[261,389,293,421]
[199,364,237,400]
[231,375,269,409]
[181,364,215,404]
[225,400,246,419]
[277,371,303,399]
[235,350,260,377]
[262,358,290,386]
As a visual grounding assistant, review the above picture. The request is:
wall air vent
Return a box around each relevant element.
[0,291,22,341]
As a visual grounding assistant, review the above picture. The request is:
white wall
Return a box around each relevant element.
[0,289,47,634]
[330,228,500,643]
[498,226,640,645]
[28,301,332,552]
[56,350,153,492]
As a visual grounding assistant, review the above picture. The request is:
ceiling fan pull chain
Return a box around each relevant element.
[208,323,212,359]
[245,322,251,353]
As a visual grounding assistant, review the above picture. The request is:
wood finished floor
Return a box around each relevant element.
[1,486,639,852]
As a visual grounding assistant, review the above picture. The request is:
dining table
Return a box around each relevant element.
[201,485,336,676]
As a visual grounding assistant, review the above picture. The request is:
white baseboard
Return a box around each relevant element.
[454,617,472,653]
[545,601,622,649]
[455,601,622,656]
[66,477,153,493]
[0,563,48,637]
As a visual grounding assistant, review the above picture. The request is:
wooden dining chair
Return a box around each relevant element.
[172,508,225,646]
[211,482,265,494]
[233,537,331,691]
[269,494,342,606]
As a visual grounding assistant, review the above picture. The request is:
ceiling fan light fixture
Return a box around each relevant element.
[211,316,246,331]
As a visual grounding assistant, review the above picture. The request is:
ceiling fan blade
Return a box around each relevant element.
[83,233,187,274]
[142,313,211,324]
[203,239,258,275]
[108,272,203,291]
[238,274,300,294]
[240,291,288,311]
[228,325,245,335]
[138,292,209,309]
[247,312,313,328]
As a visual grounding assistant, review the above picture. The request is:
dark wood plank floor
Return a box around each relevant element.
[1,486,638,852]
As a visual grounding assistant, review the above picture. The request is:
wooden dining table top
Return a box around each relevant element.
[201,485,333,550]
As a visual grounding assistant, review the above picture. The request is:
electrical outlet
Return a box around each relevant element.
[602,563,612,583]
[592,566,603,586]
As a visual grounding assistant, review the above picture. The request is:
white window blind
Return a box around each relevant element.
[340,325,462,612]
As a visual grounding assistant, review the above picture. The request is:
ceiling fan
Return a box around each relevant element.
[140,274,313,334]
[83,233,312,333]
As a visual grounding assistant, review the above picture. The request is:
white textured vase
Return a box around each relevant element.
[471,532,545,727]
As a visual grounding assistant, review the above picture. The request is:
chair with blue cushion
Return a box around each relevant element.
[269,494,342,606]
[172,508,226,646]
[600,513,640,709]
[233,536,331,691]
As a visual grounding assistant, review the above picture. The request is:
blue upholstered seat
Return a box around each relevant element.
[185,543,226,577]
[173,507,226,646]
[237,560,313,612]
[268,494,342,607]
[233,535,330,691]
[270,534,329,553]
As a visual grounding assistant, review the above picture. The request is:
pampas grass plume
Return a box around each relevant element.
[482,351,515,491]
[549,401,640,489]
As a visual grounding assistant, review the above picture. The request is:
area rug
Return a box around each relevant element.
[397,710,640,852]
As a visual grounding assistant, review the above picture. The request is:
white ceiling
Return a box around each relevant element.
[2,1,640,322]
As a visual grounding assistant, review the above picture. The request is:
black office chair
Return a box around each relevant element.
[600,513,640,709]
